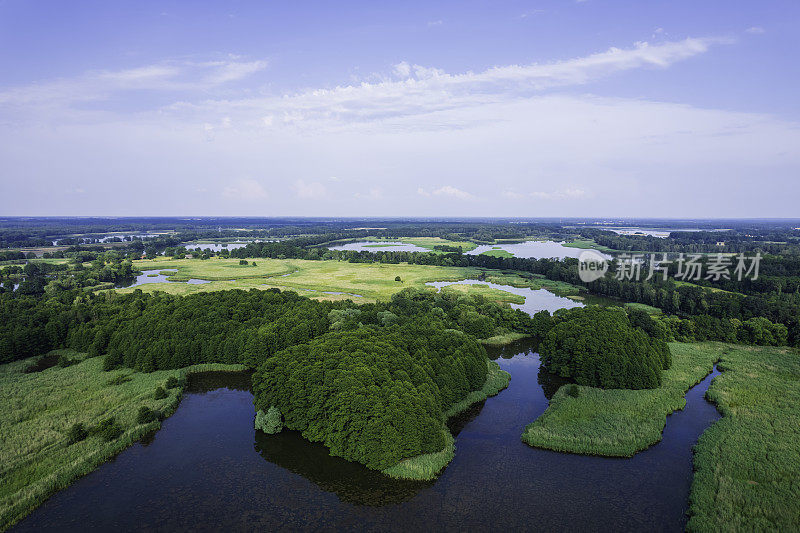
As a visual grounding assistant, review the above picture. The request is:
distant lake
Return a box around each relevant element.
[599,227,730,238]
[426,279,583,315]
[467,240,611,260]
[119,269,211,288]
[14,342,721,532]
[327,241,429,252]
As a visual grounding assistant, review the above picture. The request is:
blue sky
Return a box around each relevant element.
[1,0,798,217]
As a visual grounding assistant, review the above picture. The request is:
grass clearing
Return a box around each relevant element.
[0,354,245,531]
[480,332,530,346]
[624,302,662,314]
[383,360,510,480]
[480,248,514,258]
[121,258,491,302]
[521,342,719,456]
[687,344,800,531]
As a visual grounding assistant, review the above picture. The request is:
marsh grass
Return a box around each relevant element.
[383,360,510,480]
[0,356,245,531]
[480,332,530,346]
[521,342,720,456]
[687,344,800,531]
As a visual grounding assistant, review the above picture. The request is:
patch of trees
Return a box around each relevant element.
[252,323,488,470]
[538,307,672,390]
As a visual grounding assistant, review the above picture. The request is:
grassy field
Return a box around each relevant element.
[561,239,616,253]
[123,258,500,302]
[624,302,662,314]
[687,344,800,531]
[0,353,245,531]
[521,342,719,456]
[382,360,510,480]
[480,247,514,258]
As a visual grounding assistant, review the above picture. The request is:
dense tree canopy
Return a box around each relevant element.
[539,307,672,389]
[252,323,488,470]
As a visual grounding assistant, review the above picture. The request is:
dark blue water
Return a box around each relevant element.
[14,343,721,532]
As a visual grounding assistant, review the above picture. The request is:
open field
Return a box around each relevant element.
[123,258,542,303]
[382,360,510,480]
[687,344,800,531]
[0,352,245,530]
[521,342,719,456]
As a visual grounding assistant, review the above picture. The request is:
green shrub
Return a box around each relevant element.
[254,406,283,434]
[92,417,123,442]
[136,406,158,424]
[395,276,402,282]
[566,384,580,398]
[105,374,132,386]
[66,423,87,444]
[57,355,76,368]
[153,386,168,399]
[165,376,180,389]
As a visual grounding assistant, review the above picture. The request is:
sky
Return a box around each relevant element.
[1,0,798,218]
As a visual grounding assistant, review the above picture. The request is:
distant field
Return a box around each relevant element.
[124,258,488,302]
[345,236,478,252]
[480,248,514,258]
[0,352,245,530]
[561,239,616,253]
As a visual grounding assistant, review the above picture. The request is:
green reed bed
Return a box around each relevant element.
[521,342,719,456]
[0,355,245,531]
[687,344,800,531]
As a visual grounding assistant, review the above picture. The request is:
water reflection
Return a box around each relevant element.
[426,279,583,315]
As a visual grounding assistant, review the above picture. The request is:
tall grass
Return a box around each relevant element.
[0,355,245,531]
[383,360,510,480]
[687,344,800,531]
[521,342,720,456]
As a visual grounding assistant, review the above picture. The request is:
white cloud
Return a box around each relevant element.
[432,185,474,200]
[222,178,268,200]
[294,179,327,198]
[417,187,431,197]
[745,26,765,35]
[355,187,383,199]
[427,20,443,27]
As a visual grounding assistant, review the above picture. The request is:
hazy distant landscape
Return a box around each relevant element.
[2,1,799,531]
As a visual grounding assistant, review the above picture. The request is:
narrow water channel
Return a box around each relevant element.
[14,340,721,532]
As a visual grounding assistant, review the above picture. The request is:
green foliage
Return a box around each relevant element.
[522,342,719,456]
[136,406,158,424]
[254,406,283,434]
[688,344,800,531]
[153,386,167,399]
[66,423,87,444]
[92,417,123,442]
[540,307,671,389]
[566,384,580,398]
[395,275,402,282]
[105,374,132,386]
[165,376,180,388]
[253,323,489,471]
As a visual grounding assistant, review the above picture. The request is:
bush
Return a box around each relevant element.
[395,276,402,282]
[66,422,87,444]
[566,384,580,398]
[136,406,158,424]
[105,374,132,386]
[93,417,123,442]
[165,376,180,389]
[254,406,283,434]
[239,259,248,265]
[154,386,168,399]
[57,355,77,368]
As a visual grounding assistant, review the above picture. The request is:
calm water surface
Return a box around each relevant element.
[121,269,211,288]
[15,340,720,532]
[426,279,584,315]
[466,240,611,260]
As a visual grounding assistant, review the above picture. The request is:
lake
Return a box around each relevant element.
[13,341,721,532]
[467,240,611,260]
[120,269,211,288]
[426,279,584,315]
[327,241,430,252]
